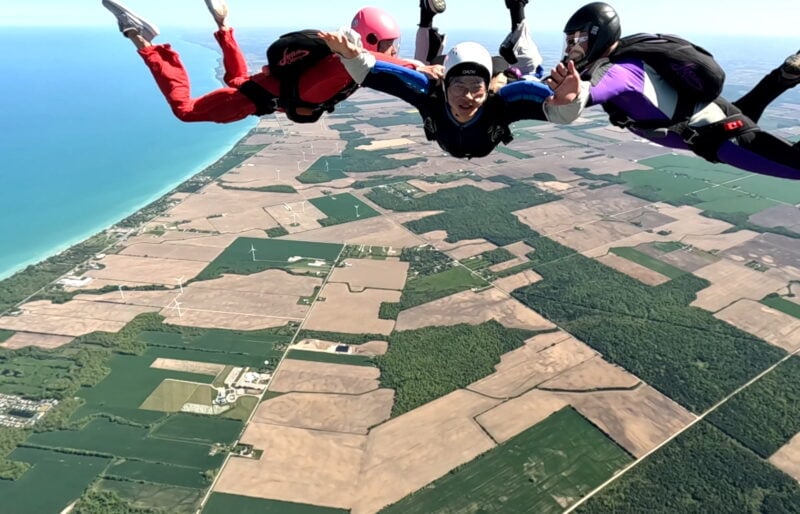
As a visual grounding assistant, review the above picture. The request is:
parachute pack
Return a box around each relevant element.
[240,30,357,123]
[602,33,726,129]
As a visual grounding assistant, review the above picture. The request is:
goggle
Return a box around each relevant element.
[377,38,400,53]
[565,35,589,47]
[447,77,487,97]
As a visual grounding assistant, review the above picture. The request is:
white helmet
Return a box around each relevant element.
[443,42,493,88]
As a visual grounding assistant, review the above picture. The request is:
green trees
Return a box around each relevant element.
[578,422,800,513]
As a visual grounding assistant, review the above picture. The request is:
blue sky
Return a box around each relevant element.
[3,1,792,36]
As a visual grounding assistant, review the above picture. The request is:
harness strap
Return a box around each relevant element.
[678,113,758,162]
[238,80,278,116]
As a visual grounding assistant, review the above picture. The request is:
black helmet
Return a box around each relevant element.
[563,2,621,73]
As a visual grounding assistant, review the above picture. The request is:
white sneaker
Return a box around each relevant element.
[102,0,159,42]
[205,0,228,27]
[423,0,446,16]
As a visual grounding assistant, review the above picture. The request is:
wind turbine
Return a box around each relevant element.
[309,142,315,155]
[291,212,300,226]
[325,160,330,173]
[302,151,307,162]
[354,205,360,218]
[301,201,306,213]
[297,161,302,171]
[275,168,281,181]
[249,243,257,261]
[118,285,125,301]
[171,298,183,318]
[175,277,184,295]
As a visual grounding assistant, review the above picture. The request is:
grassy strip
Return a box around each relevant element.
[609,247,686,279]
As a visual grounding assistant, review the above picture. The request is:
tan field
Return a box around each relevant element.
[264,203,325,234]
[192,269,321,297]
[492,269,544,292]
[475,389,569,443]
[161,309,296,331]
[206,207,280,234]
[282,216,423,247]
[165,183,303,221]
[1,332,74,350]
[537,180,574,193]
[269,360,381,395]
[395,288,555,332]
[304,283,399,335]
[597,253,670,286]
[468,335,597,399]
[514,199,604,235]
[770,433,800,482]
[420,230,495,254]
[691,260,787,312]
[563,386,696,457]
[0,299,157,337]
[142,230,267,249]
[388,210,444,223]
[165,287,309,321]
[291,339,388,356]
[150,358,224,376]
[714,300,800,352]
[488,257,526,273]
[84,255,209,285]
[0,313,126,338]
[328,259,409,291]
[355,138,415,151]
[174,217,218,233]
[254,389,394,434]
[548,220,647,254]
[538,356,641,391]
[74,289,178,309]
[119,242,225,262]
[214,423,367,509]
[447,242,500,260]
[351,390,501,514]
[683,230,761,253]
[406,178,507,194]
[503,241,536,258]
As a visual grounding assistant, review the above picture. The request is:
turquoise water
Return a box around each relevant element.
[0,27,256,279]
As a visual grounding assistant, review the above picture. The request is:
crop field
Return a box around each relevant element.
[0,329,13,343]
[310,193,380,226]
[285,349,375,367]
[203,493,348,514]
[104,459,209,489]
[27,418,225,469]
[609,247,686,279]
[221,395,260,422]
[0,447,110,514]
[691,186,778,214]
[762,295,800,319]
[140,379,202,412]
[495,146,532,159]
[382,408,632,513]
[140,328,290,359]
[197,238,343,280]
[151,413,243,445]
[94,478,204,514]
[401,266,487,305]
[0,353,77,398]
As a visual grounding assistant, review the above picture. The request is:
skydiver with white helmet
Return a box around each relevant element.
[102,0,447,124]
[320,1,576,159]
[547,2,800,180]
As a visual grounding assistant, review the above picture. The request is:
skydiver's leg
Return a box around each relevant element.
[415,0,447,64]
[499,0,543,76]
[732,49,800,122]
[716,130,800,180]
[203,0,251,88]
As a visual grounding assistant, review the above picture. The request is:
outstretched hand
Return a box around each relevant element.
[545,60,582,105]
[417,64,444,81]
[318,31,360,59]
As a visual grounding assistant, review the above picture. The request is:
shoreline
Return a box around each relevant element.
[0,124,260,314]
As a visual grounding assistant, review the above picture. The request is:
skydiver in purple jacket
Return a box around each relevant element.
[546,2,800,180]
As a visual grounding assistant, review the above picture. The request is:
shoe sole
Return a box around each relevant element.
[426,0,446,14]
[204,0,228,25]
[102,0,159,39]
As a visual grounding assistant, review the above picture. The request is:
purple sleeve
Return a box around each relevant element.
[588,61,646,106]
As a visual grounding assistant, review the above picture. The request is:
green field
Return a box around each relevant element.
[495,145,532,159]
[196,237,343,280]
[383,408,632,513]
[0,353,82,399]
[609,247,686,279]
[285,349,375,367]
[151,413,243,445]
[104,459,209,489]
[381,265,488,319]
[221,395,260,422]
[26,418,225,469]
[93,478,204,514]
[762,294,800,319]
[652,241,685,253]
[0,447,110,514]
[140,328,289,358]
[0,329,13,343]
[310,193,380,226]
[203,493,348,514]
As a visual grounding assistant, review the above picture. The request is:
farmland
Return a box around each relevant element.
[203,493,348,514]
[309,193,380,227]
[382,408,632,513]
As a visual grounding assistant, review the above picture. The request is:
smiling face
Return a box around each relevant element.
[446,76,488,123]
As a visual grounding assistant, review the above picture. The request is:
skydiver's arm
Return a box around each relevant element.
[543,60,592,124]
[498,79,553,122]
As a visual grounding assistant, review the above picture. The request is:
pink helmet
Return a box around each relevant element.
[351,7,401,52]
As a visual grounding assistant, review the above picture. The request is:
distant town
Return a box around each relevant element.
[0,393,58,429]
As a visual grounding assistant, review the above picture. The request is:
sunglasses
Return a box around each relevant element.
[565,35,589,47]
